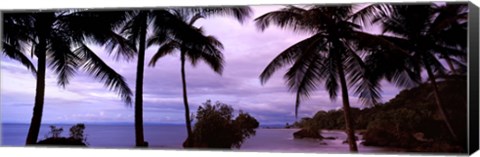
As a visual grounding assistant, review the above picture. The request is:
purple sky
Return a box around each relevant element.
[1,5,402,125]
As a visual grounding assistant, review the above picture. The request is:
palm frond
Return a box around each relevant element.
[185,7,253,24]
[151,10,220,51]
[120,12,145,47]
[423,51,447,76]
[344,49,382,106]
[254,6,315,33]
[324,57,339,101]
[430,3,468,34]
[185,36,225,74]
[47,34,81,88]
[62,10,137,61]
[351,31,412,56]
[288,55,324,118]
[74,44,133,105]
[2,42,37,75]
[449,57,467,73]
[363,48,421,88]
[148,41,180,67]
[188,13,205,26]
[259,33,326,84]
[150,10,227,74]
[349,3,392,27]
[147,33,169,48]
[3,13,35,49]
[102,31,137,61]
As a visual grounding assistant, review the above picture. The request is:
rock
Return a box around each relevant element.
[413,132,432,142]
[293,129,323,139]
[362,124,396,146]
[183,137,212,148]
[36,137,86,146]
[342,136,359,144]
[362,121,418,147]
[324,136,337,140]
[140,141,149,147]
[414,142,464,152]
[358,130,366,135]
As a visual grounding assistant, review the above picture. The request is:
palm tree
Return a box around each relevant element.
[430,3,468,75]
[2,13,37,75]
[114,9,212,147]
[255,5,416,152]
[113,9,212,147]
[148,7,252,147]
[371,3,468,141]
[2,10,134,145]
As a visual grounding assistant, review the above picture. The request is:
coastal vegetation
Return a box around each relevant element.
[37,123,88,146]
[293,78,467,152]
[185,100,259,149]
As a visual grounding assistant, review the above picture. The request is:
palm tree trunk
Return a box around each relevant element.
[336,57,359,152]
[180,51,194,147]
[25,37,46,145]
[423,58,458,141]
[134,12,147,147]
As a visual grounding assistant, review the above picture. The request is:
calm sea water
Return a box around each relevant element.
[1,123,395,153]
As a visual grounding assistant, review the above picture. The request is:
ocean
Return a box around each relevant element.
[1,123,396,153]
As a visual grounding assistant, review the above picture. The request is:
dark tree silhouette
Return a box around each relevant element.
[104,7,251,147]
[255,5,415,152]
[2,11,133,145]
[148,7,251,147]
[371,3,468,141]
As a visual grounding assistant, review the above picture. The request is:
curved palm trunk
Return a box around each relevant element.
[134,12,148,147]
[25,37,47,145]
[180,51,194,147]
[423,58,458,141]
[336,57,359,152]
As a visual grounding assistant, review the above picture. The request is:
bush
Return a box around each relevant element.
[188,100,259,149]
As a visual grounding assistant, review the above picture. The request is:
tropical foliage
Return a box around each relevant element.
[188,100,259,149]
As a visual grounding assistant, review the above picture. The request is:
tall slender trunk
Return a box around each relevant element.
[423,57,458,141]
[180,51,194,147]
[336,57,358,152]
[25,36,47,145]
[134,12,147,147]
